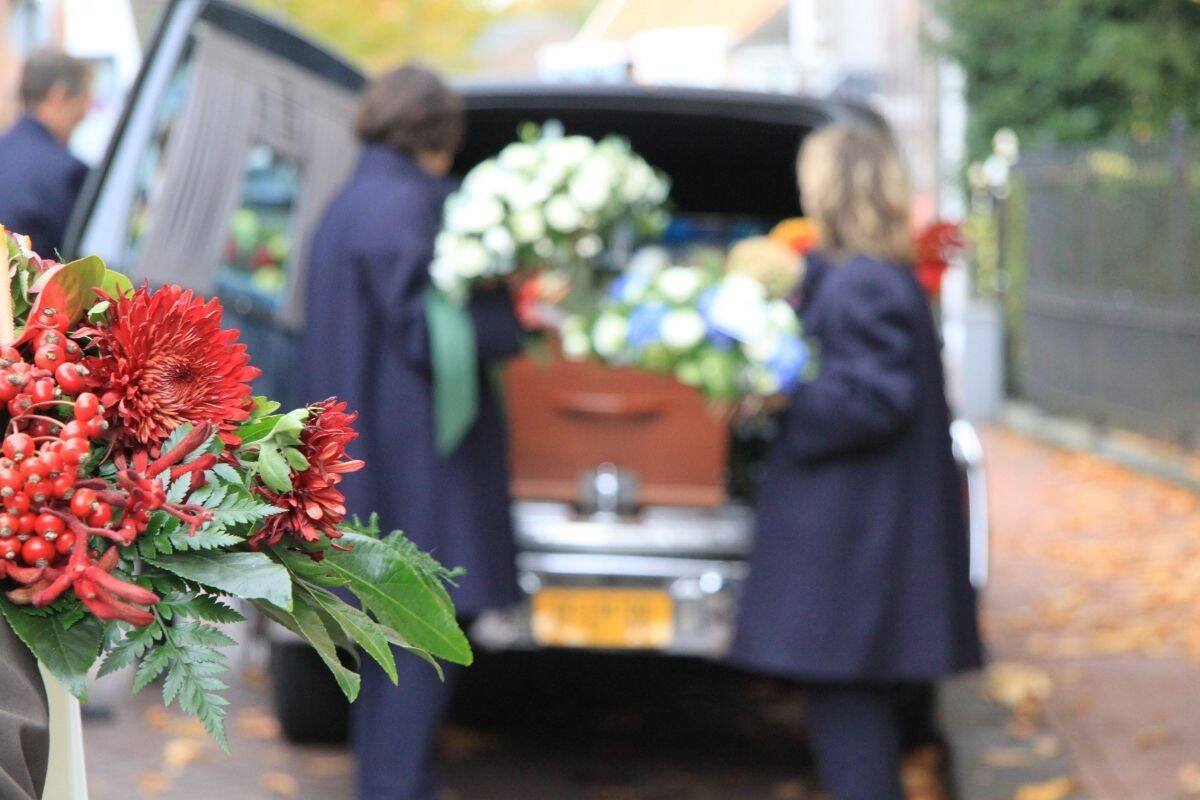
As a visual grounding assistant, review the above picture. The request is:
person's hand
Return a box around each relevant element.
[735,393,790,422]
[508,272,570,331]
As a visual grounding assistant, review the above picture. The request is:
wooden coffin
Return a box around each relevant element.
[504,351,730,508]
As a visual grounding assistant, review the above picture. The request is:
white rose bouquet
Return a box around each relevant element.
[561,253,811,402]
[430,123,670,304]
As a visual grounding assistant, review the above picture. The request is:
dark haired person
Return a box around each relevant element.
[731,123,982,799]
[299,64,523,800]
[0,48,91,257]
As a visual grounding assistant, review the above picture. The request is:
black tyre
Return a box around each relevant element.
[269,640,351,743]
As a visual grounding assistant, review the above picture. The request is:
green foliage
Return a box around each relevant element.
[246,0,498,72]
[937,0,1200,162]
[122,614,235,750]
[274,530,473,666]
[302,584,397,683]
[238,408,309,493]
[246,0,595,73]
[136,480,280,559]
[0,599,104,699]
[256,592,361,702]
[147,551,294,610]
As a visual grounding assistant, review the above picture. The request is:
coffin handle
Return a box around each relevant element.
[553,391,665,420]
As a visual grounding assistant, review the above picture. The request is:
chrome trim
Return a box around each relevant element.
[513,500,755,557]
[516,551,747,581]
[951,419,990,589]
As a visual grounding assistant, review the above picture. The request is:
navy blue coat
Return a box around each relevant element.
[732,252,982,682]
[0,116,87,258]
[298,145,522,615]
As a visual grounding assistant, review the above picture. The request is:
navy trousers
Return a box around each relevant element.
[353,648,462,800]
[805,684,905,800]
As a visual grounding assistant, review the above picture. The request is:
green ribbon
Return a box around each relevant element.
[425,288,479,456]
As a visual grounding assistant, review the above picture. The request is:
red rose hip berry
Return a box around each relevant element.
[33,345,64,371]
[0,538,18,561]
[20,536,54,566]
[73,393,100,422]
[54,363,89,394]
[3,433,33,461]
[54,531,75,555]
[69,489,97,517]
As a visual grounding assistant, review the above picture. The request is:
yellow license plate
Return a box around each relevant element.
[532,588,674,649]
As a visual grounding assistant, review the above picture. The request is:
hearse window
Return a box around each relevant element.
[217,143,300,314]
[125,25,359,333]
[124,59,194,270]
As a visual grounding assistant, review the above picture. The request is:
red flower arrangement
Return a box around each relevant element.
[0,231,470,747]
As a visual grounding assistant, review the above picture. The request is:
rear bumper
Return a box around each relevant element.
[471,550,748,659]
[470,501,753,659]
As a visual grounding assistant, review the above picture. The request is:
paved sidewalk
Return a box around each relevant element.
[976,428,1200,800]
[80,427,1200,800]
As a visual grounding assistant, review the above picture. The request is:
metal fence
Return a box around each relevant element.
[1010,127,1200,445]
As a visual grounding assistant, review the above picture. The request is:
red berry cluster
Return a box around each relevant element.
[0,318,215,626]
[0,395,107,571]
[0,328,91,423]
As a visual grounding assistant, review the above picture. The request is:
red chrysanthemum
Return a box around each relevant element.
[250,399,364,550]
[85,284,260,451]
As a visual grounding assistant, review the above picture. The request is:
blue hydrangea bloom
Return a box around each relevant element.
[627,301,668,348]
[695,287,733,349]
[769,336,809,392]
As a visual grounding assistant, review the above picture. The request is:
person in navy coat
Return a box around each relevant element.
[731,123,982,800]
[298,65,523,800]
[0,48,91,258]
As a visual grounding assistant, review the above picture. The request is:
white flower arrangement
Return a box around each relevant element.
[563,257,811,401]
[431,123,670,301]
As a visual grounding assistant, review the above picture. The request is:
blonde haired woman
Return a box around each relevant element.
[731,123,982,800]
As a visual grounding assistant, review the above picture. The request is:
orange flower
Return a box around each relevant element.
[770,217,820,256]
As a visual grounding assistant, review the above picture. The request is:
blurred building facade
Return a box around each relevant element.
[0,0,143,163]
[528,0,962,212]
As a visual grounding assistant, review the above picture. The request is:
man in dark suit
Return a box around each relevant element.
[0,47,91,258]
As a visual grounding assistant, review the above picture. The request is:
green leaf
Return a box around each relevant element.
[247,396,281,423]
[150,619,234,750]
[147,551,293,610]
[137,511,243,559]
[303,585,397,683]
[0,598,104,699]
[25,255,107,332]
[282,447,309,471]
[278,532,472,665]
[257,444,292,493]
[86,300,110,323]
[97,622,159,678]
[158,593,245,625]
[210,463,243,486]
[269,408,308,441]
[166,474,191,504]
[98,268,133,299]
[132,644,172,692]
[257,597,360,702]
[235,415,281,447]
